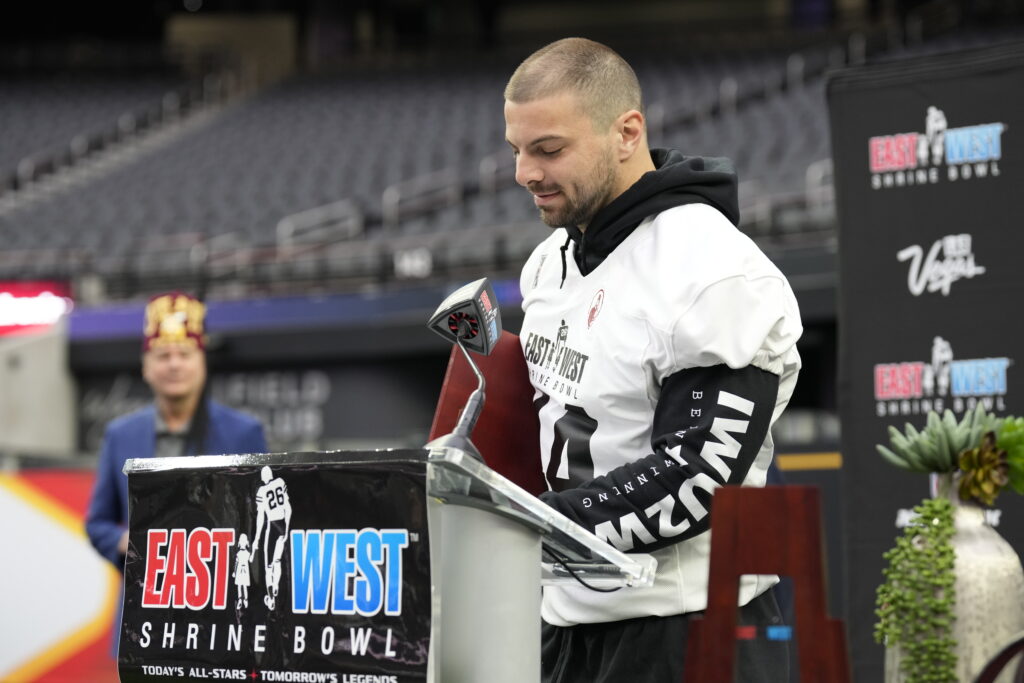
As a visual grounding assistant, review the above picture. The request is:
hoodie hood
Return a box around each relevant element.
[563,148,739,277]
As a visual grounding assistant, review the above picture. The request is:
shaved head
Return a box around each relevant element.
[504,38,643,130]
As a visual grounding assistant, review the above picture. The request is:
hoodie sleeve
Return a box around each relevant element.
[539,363,779,553]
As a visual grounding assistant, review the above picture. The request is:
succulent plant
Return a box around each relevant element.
[876,403,1000,473]
[997,416,1024,494]
[958,431,1009,506]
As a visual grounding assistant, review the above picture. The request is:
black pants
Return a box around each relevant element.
[542,587,789,683]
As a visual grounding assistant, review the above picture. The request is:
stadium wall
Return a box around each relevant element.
[0,321,76,457]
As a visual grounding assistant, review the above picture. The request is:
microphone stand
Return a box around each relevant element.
[427,338,486,462]
[452,339,485,441]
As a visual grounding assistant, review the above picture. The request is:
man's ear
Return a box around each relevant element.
[616,109,646,160]
[141,353,154,387]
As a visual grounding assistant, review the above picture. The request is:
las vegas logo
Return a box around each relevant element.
[897,233,985,297]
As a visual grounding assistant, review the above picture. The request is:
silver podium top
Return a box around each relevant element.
[427,446,657,590]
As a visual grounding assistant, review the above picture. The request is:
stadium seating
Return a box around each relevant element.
[1,25,1018,299]
[0,42,830,277]
[0,71,185,179]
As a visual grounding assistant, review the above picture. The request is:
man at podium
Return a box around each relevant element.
[504,38,802,682]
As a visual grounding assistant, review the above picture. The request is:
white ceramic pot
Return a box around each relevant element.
[885,473,1024,682]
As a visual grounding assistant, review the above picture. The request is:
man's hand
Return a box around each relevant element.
[117,530,129,555]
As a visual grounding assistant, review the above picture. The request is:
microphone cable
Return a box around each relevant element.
[542,546,623,593]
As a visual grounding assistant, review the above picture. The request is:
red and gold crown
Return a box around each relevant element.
[143,292,207,351]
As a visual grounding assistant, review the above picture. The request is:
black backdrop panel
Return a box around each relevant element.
[828,42,1024,682]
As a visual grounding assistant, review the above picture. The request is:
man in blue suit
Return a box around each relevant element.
[85,292,268,652]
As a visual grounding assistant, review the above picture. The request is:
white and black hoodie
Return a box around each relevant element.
[519,149,803,627]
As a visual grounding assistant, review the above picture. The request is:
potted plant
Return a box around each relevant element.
[874,404,1024,683]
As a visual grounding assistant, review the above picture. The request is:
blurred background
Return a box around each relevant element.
[0,0,1021,680]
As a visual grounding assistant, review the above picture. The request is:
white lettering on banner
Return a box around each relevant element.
[140,667,246,681]
[260,672,346,682]
[141,665,185,676]
[227,624,242,651]
[321,626,334,655]
[259,672,342,682]
[0,291,73,326]
[186,623,199,650]
[162,622,175,648]
[350,628,372,656]
[897,233,986,296]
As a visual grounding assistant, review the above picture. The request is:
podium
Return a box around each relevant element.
[426,445,656,682]
[119,278,656,681]
[120,447,656,683]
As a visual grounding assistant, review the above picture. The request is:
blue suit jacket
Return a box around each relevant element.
[85,400,268,568]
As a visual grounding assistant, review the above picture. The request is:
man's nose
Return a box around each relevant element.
[515,155,542,187]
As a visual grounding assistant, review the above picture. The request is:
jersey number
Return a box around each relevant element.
[268,485,286,509]
[535,393,597,491]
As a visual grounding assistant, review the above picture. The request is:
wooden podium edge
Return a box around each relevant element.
[428,331,546,495]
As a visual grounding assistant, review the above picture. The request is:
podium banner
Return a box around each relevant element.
[827,43,1024,681]
[119,450,432,683]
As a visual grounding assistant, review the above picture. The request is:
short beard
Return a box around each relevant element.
[539,151,617,229]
